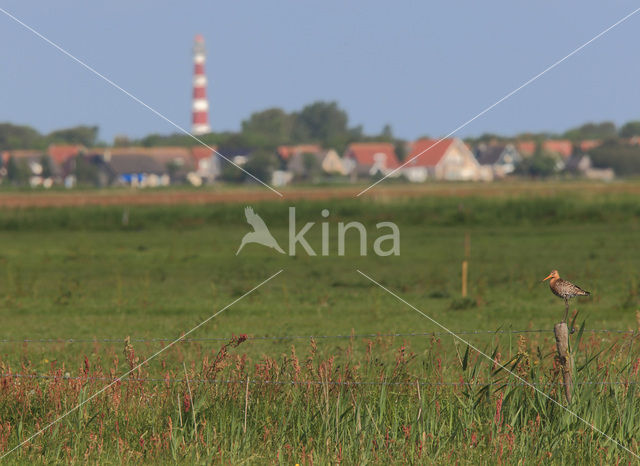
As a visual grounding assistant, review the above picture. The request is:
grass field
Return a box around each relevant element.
[2,182,640,463]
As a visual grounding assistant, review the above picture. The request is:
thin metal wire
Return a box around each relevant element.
[0,372,637,387]
[0,328,636,344]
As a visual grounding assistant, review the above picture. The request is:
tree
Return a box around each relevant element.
[590,141,640,175]
[73,155,99,186]
[6,156,29,184]
[241,108,293,149]
[301,152,321,180]
[243,151,278,183]
[620,121,640,138]
[47,126,99,146]
[563,121,617,141]
[292,101,356,151]
[0,123,43,150]
[40,155,53,178]
[514,144,558,178]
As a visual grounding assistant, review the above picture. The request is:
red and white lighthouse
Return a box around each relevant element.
[191,34,211,135]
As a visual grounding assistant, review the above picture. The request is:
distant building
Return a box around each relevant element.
[343,143,400,178]
[190,146,218,182]
[286,148,347,179]
[517,140,573,159]
[403,138,491,182]
[565,153,614,181]
[474,143,521,178]
[276,144,323,163]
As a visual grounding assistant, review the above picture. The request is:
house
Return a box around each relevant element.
[276,144,323,163]
[565,153,614,181]
[517,140,574,159]
[579,140,602,153]
[101,151,169,187]
[287,148,347,179]
[95,147,194,185]
[403,138,491,182]
[190,146,218,183]
[343,143,400,178]
[516,139,573,170]
[474,143,521,178]
[48,144,85,166]
[1,149,58,187]
[319,149,347,175]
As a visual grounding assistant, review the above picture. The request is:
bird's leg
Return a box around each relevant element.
[563,299,568,324]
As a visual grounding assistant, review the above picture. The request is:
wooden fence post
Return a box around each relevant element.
[553,322,573,403]
[461,260,468,298]
[462,232,470,298]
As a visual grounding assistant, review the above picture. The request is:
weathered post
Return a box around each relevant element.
[462,232,470,297]
[553,322,573,403]
[462,260,468,297]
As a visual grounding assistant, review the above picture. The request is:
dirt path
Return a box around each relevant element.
[0,182,638,208]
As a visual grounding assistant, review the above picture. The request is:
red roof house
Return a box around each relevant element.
[403,138,489,181]
[277,144,323,161]
[47,144,84,165]
[343,143,400,177]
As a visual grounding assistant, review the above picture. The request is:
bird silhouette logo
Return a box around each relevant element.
[236,207,285,255]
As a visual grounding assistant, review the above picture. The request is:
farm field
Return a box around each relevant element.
[1,183,640,463]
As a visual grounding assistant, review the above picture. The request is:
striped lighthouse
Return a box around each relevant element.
[191,34,211,135]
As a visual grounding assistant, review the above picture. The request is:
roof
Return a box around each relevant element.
[516,141,536,156]
[107,154,165,175]
[277,144,322,160]
[191,146,215,162]
[579,140,602,152]
[4,149,44,160]
[475,144,506,165]
[48,144,84,165]
[517,140,573,158]
[101,146,194,170]
[345,143,400,169]
[404,139,455,167]
[543,140,573,158]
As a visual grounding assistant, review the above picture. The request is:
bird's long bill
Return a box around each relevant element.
[542,274,553,282]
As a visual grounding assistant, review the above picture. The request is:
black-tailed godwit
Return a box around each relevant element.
[543,270,590,323]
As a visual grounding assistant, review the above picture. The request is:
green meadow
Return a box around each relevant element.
[1,184,640,463]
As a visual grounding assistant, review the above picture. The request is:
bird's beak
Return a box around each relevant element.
[542,274,553,282]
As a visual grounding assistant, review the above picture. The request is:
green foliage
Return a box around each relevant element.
[0,123,43,150]
[72,155,100,186]
[1,191,640,462]
[5,156,29,184]
[620,121,640,138]
[47,125,99,146]
[589,141,640,175]
[291,101,362,152]
[301,152,322,180]
[514,145,558,178]
[40,155,53,178]
[243,150,278,183]
[241,107,294,149]
[563,121,617,141]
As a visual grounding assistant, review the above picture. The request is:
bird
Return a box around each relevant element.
[236,207,285,255]
[542,270,590,323]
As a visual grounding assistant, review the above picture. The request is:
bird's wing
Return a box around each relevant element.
[245,206,269,232]
[563,280,590,296]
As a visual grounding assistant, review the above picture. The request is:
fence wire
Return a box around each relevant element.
[0,328,637,344]
[0,372,637,387]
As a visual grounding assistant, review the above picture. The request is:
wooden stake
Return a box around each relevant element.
[464,232,471,259]
[462,260,468,298]
[243,376,250,434]
[553,322,573,404]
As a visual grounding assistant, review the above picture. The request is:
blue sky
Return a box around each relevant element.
[0,1,638,143]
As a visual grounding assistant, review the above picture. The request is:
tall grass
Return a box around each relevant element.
[1,328,639,463]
